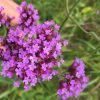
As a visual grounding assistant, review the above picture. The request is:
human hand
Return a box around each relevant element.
[0,0,19,26]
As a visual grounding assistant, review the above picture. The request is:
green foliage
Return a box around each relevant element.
[0,0,100,100]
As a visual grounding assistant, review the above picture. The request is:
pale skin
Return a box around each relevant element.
[0,0,19,49]
[0,0,19,26]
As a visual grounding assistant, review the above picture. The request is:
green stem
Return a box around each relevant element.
[47,93,57,100]
[60,0,81,31]
[65,0,100,42]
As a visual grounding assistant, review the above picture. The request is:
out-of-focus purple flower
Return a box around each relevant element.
[57,58,89,100]
[13,81,20,87]
[63,40,68,46]
[24,85,30,91]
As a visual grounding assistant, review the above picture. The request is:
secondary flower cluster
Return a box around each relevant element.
[57,58,89,100]
[0,2,68,91]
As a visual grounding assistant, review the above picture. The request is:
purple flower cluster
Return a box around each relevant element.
[17,1,39,29]
[0,2,68,91]
[57,58,89,100]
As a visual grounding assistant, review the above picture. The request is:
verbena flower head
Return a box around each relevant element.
[57,58,89,100]
[0,15,68,90]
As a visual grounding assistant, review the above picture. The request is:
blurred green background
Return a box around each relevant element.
[0,0,100,100]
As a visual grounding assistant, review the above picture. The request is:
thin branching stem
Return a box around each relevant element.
[60,0,81,31]
[65,0,100,42]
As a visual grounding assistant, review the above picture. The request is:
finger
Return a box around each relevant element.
[0,0,19,26]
